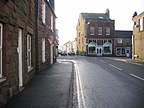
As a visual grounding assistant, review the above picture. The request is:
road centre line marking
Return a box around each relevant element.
[75,64,86,108]
[109,64,122,71]
[99,60,106,63]
[130,73,144,81]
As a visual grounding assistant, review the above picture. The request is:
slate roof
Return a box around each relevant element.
[81,13,111,21]
[115,30,132,38]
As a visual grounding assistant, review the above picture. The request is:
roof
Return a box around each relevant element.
[115,30,132,38]
[81,13,111,21]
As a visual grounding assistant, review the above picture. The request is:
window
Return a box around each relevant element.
[90,27,94,35]
[98,17,104,19]
[27,35,32,70]
[42,0,46,24]
[88,42,96,54]
[117,38,122,43]
[98,27,102,35]
[106,27,110,35]
[89,40,92,43]
[116,47,126,56]
[0,23,2,77]
[97,40,103,45]
[139,18,143,31]
[42,38,46,63]
[103,42,112,54]
[51,13,53,31]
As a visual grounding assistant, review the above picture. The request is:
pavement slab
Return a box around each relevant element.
[5,61,73,108]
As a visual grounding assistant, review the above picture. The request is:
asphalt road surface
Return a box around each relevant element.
[59,56,144,108]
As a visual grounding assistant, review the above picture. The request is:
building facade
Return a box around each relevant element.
[132,11,144,60]
[0,0,57,106]
[114,30,132,57]
[0,0,36,106]
[61,40,77,55]
[37,0,57,71]
[76,9,115,56]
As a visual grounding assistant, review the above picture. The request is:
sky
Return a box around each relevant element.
[55,0,144,46]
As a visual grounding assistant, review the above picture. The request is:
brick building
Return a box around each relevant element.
[0,0,57,106]
[37,0,57,71]
[76,9,115,56]
[0,0,36,106]
[132,11,144,60]
[114,30,132,57]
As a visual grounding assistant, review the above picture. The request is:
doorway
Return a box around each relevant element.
[96,47,103,56]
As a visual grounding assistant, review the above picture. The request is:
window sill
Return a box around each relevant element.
[0,77,6,83]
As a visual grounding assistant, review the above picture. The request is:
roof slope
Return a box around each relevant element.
[81,13,110,21]
[115,30,132,38]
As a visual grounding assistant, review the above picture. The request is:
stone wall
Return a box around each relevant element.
[0,0,36,106]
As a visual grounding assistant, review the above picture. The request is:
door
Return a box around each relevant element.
[96,47,103,56]
[18,29,23,87]
[51,44,53,64]
[126,47,130,57]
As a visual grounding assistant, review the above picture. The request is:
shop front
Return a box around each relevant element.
[87,39,112,56]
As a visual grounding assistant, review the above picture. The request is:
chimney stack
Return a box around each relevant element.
[105,8,110,18]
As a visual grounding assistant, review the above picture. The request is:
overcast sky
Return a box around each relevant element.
[55,0,144,46]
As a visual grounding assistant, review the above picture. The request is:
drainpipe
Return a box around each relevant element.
[35,0,39,74]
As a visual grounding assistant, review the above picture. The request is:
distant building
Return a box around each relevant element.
[132,11,144,60]
[61,39,77,55]
[114,30,132,57]
[76,9,115,56]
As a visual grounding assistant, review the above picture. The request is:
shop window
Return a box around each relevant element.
[103,42,112,54]
[97,40,103,45]
[89,47,95,54]
[89,40,92,43]
[88,42,96,54]
[116,47,126,56]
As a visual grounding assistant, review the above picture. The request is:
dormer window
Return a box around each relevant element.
[99,17,104,19]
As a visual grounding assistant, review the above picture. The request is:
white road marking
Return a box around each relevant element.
[109,64,122,71]
[130,62,142,66]
[130,74,144,81]
[75,64,86,108]
[99,60,106,63]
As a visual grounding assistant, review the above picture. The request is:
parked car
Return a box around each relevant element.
[68,51,75,56]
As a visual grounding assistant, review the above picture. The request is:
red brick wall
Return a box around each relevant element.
[0,0,36,106]
[38,0,55,71]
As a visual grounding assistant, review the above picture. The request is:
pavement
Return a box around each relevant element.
[110,57,144,66]
[5,60,74,108]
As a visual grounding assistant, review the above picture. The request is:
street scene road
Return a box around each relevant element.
[59,56,144,108]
